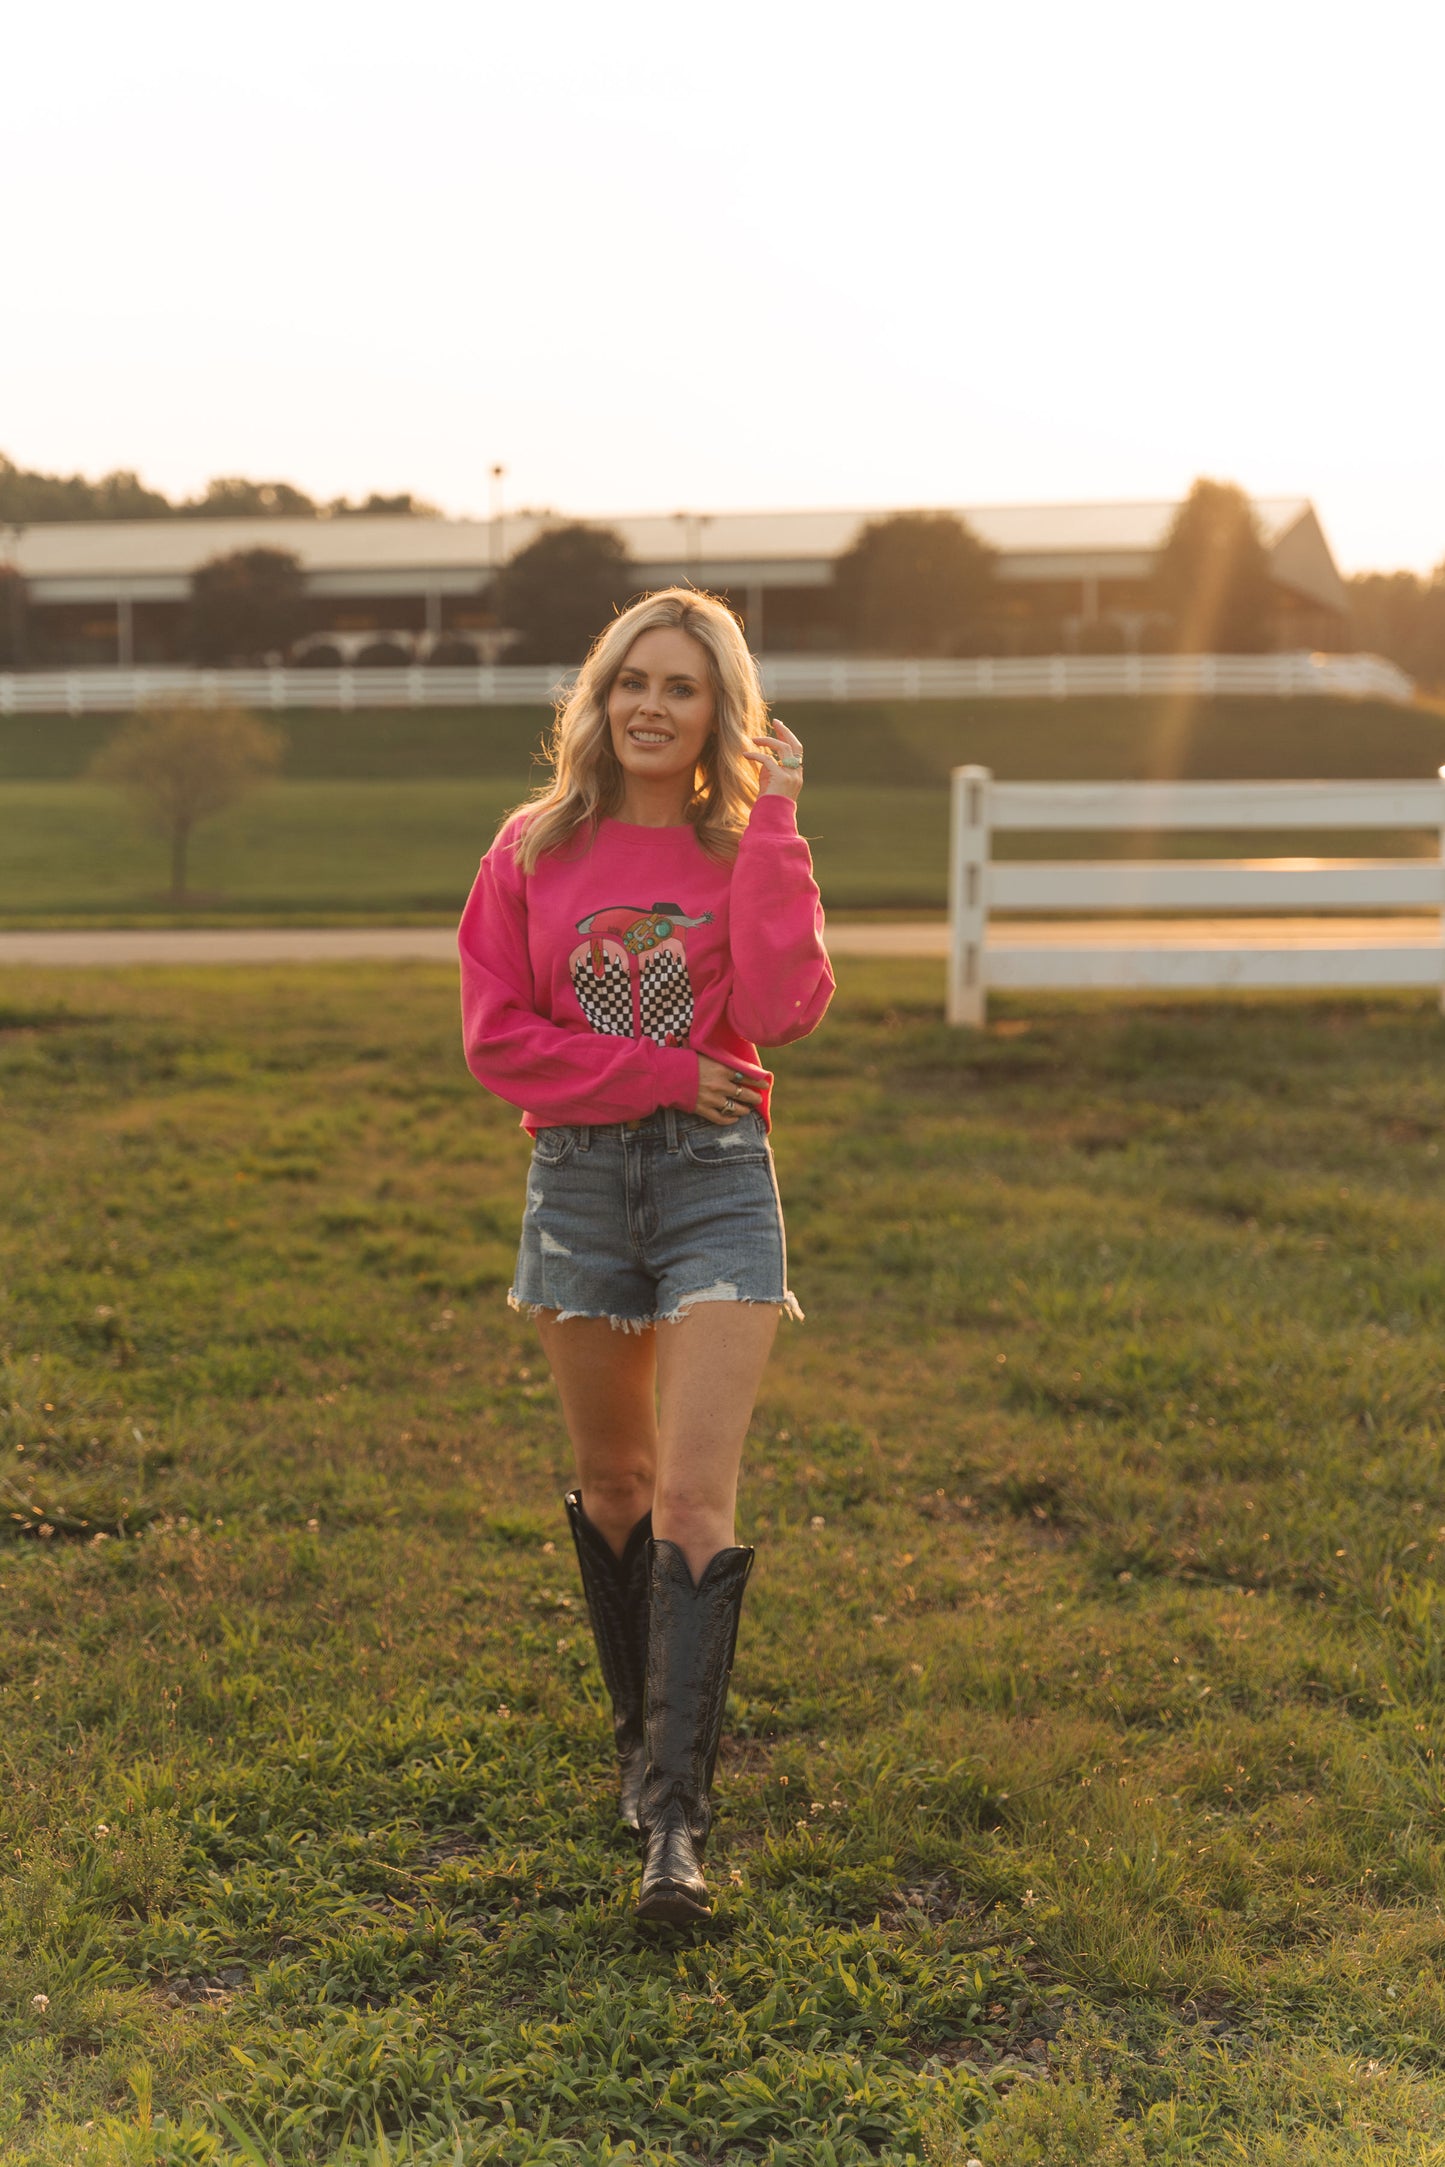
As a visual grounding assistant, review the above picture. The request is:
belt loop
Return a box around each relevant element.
[664,1106,679,1153]
[577,1125,592,1152]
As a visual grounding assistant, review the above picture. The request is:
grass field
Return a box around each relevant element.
[5,695,1445,925]
[6,964,1445,2161]
[6,696,1445,788]
[0,782,996,919]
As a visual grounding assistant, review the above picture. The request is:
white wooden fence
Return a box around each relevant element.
[0,650,1416,716]
[947,767,1445,1026]
[761,652,1414,704]
[0,664,568,716]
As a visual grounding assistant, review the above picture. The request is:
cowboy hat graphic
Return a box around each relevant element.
[570,901,714,1044]
[574,901,713,963]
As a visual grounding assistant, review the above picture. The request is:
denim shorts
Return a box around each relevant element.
[509,1107,803,1330]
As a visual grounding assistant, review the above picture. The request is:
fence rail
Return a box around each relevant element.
[0,650,1417,716]
[762,652,1415,703]
[947,766,1445,1026]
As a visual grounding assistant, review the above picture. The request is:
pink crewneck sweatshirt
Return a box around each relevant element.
[458,793,833,1132]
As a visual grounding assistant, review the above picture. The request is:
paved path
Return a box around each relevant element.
[987,916,1442,949]
[0,919,1439,967]
[0,927,468,967]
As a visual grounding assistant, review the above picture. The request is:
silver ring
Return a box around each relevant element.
[722,1095,736,1114]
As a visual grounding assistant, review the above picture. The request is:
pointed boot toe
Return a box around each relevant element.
[637,1799,712,1923]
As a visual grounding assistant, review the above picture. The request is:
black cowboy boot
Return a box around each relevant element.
[564,1489,652,1829]
[636,1537,754,1924]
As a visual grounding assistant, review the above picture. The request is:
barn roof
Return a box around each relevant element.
[6,497,1347,614]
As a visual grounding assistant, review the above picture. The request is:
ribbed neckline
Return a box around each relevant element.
[597,818,701,835]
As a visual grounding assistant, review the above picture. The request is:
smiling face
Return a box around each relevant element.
[606,626,717,805]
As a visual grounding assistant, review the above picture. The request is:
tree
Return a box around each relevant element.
[1152,479,1275,653]
[180,477,319,519]
[190,548,306,663]
[328,491,438,518]
[89,705,282,903]
[0,565,27,667]
[832,511,995,656]
[1348,565,1445,692]
[0,452,172,522]
[494,524,635,664]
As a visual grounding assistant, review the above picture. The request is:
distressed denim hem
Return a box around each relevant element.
[508,1289,804,1330]
[658,1286,805,1326]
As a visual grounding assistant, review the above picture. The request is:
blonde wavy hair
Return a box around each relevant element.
[509,588,767,873]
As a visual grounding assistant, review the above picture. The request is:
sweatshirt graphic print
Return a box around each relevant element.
[570,900,712,1044]
[458,795,833,1133]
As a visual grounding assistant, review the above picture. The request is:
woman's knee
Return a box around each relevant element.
[581,1460,655,1519]
[652,1481,732,1545]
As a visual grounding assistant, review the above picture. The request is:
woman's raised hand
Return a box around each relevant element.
[747,717,805,801]
[694,1056,764,1127]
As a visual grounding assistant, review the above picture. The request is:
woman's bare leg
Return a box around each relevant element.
[535,1303,780,1570]
[534,1314,658,1556]
[653,1304,779,1578]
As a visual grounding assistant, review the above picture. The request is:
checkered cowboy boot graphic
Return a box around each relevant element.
[569,936,633,1037]
[637,944,694,1046]
[570,903,713,1046]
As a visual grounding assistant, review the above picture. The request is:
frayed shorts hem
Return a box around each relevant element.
[508,1288,805,1330]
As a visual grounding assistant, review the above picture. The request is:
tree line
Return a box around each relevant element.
[0,452,434,524]
[1343,570,1445,693]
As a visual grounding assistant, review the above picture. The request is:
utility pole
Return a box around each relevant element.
[488,465,506,573]
[674,510,711,587]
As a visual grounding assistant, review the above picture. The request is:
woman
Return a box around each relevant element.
[458,587,832,1922]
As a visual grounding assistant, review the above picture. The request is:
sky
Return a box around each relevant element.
[5,0,1444,574]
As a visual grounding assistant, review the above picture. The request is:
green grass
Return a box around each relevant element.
[6,965,1445,2160]
[0,781,523,919]
[0,708,557,785]
[6,695,1445,925]
[6,695,1445,787]
[0,782,965,918]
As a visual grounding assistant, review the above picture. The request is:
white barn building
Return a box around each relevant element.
[4,498,1349,667]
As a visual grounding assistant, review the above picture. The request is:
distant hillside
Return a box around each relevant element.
[785,694,1445,786]
[3,694,1443,784]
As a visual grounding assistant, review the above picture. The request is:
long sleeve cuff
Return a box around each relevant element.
[744,793,801,840]
[651,1044,700,1111]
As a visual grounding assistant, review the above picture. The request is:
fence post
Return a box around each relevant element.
[947,764,992,1027]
